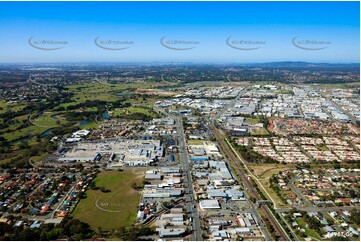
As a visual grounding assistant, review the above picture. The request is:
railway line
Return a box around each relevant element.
[138,199,185,227]
[211,124,290,241]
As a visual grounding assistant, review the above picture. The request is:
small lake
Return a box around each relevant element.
[40,128,53,138]
[158,84,185,90]
[80,120,91,126]
[102,113,110,119]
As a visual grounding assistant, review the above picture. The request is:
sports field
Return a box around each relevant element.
[72,169,144,230]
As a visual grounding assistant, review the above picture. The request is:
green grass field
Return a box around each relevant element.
[31,112,64,128]
[250,127,269,136]
[0,154,22,165]
[127,97,165,107]
[245,117,261,125]
[112,106,158,118]
[65,82,168,95]
[250,164,293,179]
[0,101,28,115]
[277,89,295,95]
[250,164,292,208]
[258,178,289,208]
[296,218,322,240]
[2,125,48,141]
[188,139,204,145]
[317,145,329,151]
[313,83,359,90]
[1,112,67,142]
[72,170,144,230]
[79,121,99,130]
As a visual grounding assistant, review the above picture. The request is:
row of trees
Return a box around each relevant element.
[1,212,156,240]
[235,144,278,164]
[0,217,95,241]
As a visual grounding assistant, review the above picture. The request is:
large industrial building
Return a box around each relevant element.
[58,139,164,166]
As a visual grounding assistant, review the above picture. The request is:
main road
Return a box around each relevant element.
[175,116,203,241]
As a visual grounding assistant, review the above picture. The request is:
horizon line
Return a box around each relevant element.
[0,61,359,65]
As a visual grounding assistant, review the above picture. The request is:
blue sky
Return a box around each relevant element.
[0,1,359,63]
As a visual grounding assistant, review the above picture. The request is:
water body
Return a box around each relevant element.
[158,84,184,90]
[80,120,91,126]
[40,128,53,138]
[102,113,110,119]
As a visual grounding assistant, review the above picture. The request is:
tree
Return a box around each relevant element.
[350,208,360,225]
[89,181,98,190]
[46,227,65,240]
[100,187,110,193]
[116,226,127,239]
[127,227,138,241]
[131,182,138,190]
[138,227,155,236]
[12,227,40,241]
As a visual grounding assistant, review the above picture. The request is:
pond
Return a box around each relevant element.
[158,84,184,90]
[102,113,110,119]
[80,120,91,126]
[39,128,53,138]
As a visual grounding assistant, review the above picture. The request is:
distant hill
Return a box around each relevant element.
[249,61,360,68]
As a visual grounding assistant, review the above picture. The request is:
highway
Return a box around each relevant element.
[175,116,203,241]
